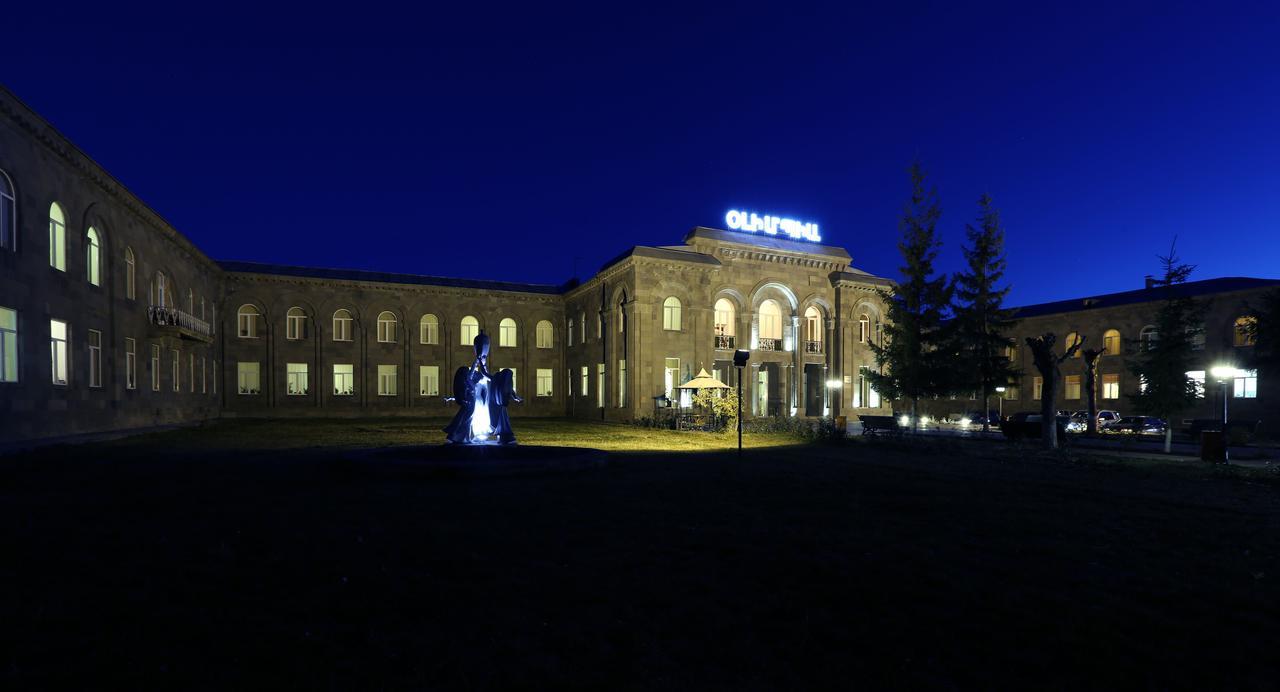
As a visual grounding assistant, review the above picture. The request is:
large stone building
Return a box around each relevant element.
[0,84,1275,444]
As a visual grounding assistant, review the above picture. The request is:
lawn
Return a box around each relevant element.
[2,420,1278,688]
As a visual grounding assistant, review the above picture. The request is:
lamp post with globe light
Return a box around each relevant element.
[1210,365,1237,461]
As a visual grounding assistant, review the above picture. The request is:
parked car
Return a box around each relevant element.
[1097,410,1121,424]
[961,410,1001,426]
[1102,416,1167,435]
[1000,412,1071,440]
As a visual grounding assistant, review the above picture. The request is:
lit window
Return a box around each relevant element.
[48,202,66,271]
[0,307,17,383]
[237,362,260,395]
[759,300,782,340]
[1234,316,1257,347]
[237,305,260,338]
[1103,329,1121,356]
[286,307,308,340]
[419,365,439,396]
[536,320,553,349]
[1064,375,1081,399]
[88,329,102,388]
[50,319,68,385]
[536,368,553,397]
[1003,385,1018,401]
[858,314,870,344]
[1005,344,1018,362]
[804,306,822,351]
[85,227,101,286]
[597,363,605,408]
[1064,332,1082,358]
[124,248,136,300]
[333,364,354,395]
[662,297,682,331]
[1102,373,1119,399]
[460,316,479,345]
[0,170,14,251]
[333,309,353,341]
[499,317,517,347]
[171,349,180,392]
[1186,370,1206,398]
[377,311,397,343]
[618,360,626,407]
[664,357,680,399]
[1140,325,1158,351]
[124,337,136,390]
[286,363,309,395]
[580,365,588,396]
[1233,369,1258,398]
[378,364,397,396]
[1032,376,1043,400]
[419,314,439,345]
[580,312,587,341]
[714,299,736,338]
[150,344,160,391]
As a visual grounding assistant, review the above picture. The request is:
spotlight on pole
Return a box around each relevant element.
[733,349,750,457]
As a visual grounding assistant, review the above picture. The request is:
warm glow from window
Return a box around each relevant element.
[714,299,736,336]
[1234,316,1257,347]
[237,305,260,338]
[85,227,101,286]
[1103,329,1121,356]
[662,297,682,331]
[759,300,782,340]
[460,316,479,345]
[420,314,439,344]
[48,202,66,271]
[536,320,553,348]
[499,317,518,347]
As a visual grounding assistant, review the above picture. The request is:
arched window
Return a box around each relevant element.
[237,304,260,338]
[124,247,136,300]
[152,271,168,308]
[1234,316,1257,347]
[48,202,66,271]
[803,306,822,352]
[377,311,397,343]
[858,313,870,343]
[85,227,101,286]
[714,299,736,337]
[419,314,439,344]
[1064,332,1082,357]
[499,317,518,347]
[536,319,554,349]
[0,170,14,251]
[286,307,308,340]
[460,316,479,345]
[662,297,682,331]
[1140,325,1159,351]
[759,300,782,340]
[333,309,353,341]
[1101,329,1121,356]
[580,312,586,341]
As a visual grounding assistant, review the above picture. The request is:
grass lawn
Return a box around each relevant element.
[3,419,1279,688]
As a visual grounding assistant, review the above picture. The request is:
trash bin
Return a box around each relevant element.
[1200,430,1226,463]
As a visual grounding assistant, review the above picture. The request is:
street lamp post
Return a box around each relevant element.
[734,349,750,458]
[995,386,1006,423]
[1210,365,1236,463]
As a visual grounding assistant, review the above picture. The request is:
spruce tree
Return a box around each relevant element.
[949,194,1019,432]
[1126,241,1206,453]
[868,162,953,431]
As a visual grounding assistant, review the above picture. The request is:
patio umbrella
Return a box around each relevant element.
[676,368,730,390]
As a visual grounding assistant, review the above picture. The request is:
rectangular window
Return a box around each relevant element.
[597,363,605,408]
[237,362,260,395]
[1003,385,1018,401]
[618,360,626,407]
[419,365,439,396]
[125,337,136,390]
[420,318,438,345]
[537,368,553,397]
[378,318,396,343]
[378,364,397,396]
[150,344,160,391]
[500,321,517,347]
[334,364,354,395]
[1233,369,1258,399]
[1064,375,1081,400]
[172,349,180,392]
[664,357,680,399]
[1033,376,1043,401]
[1186,370,1206,398]
[88,329,102,388]
[286,362,309,395]
[333,314,352,341]
[50,319,68,385]
[238,311,257,338]
[287,312,306,340]
[0,307,17,383]
[1102,373,1120,400]
[580,365,588,397]
[536,322,553,349]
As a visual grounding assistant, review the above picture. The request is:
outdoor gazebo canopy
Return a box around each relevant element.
[676,369,730,390]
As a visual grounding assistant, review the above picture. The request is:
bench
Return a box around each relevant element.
[859,414,902,438]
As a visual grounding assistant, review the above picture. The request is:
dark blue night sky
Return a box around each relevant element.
[4,3,1278,306]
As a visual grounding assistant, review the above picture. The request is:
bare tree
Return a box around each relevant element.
[1026,333,1084,449]
[1081,347,1104,435]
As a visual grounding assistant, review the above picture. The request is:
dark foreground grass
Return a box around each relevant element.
[2,421,1279,689]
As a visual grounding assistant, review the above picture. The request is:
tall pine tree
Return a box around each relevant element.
[868,162,953,431]
[1126,241,1206,453]
[950,194,1019,431]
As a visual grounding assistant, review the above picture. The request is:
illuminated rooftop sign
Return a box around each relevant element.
[725,210,821,243]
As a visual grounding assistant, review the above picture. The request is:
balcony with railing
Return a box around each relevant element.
[757,337,780,352]
[714,334,736,350]
[804,340,822,355]
[148,305,213,342]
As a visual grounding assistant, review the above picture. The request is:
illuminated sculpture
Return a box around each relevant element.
[444,330,522,445]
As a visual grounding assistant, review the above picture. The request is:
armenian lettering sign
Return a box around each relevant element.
[724,210,821,242]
